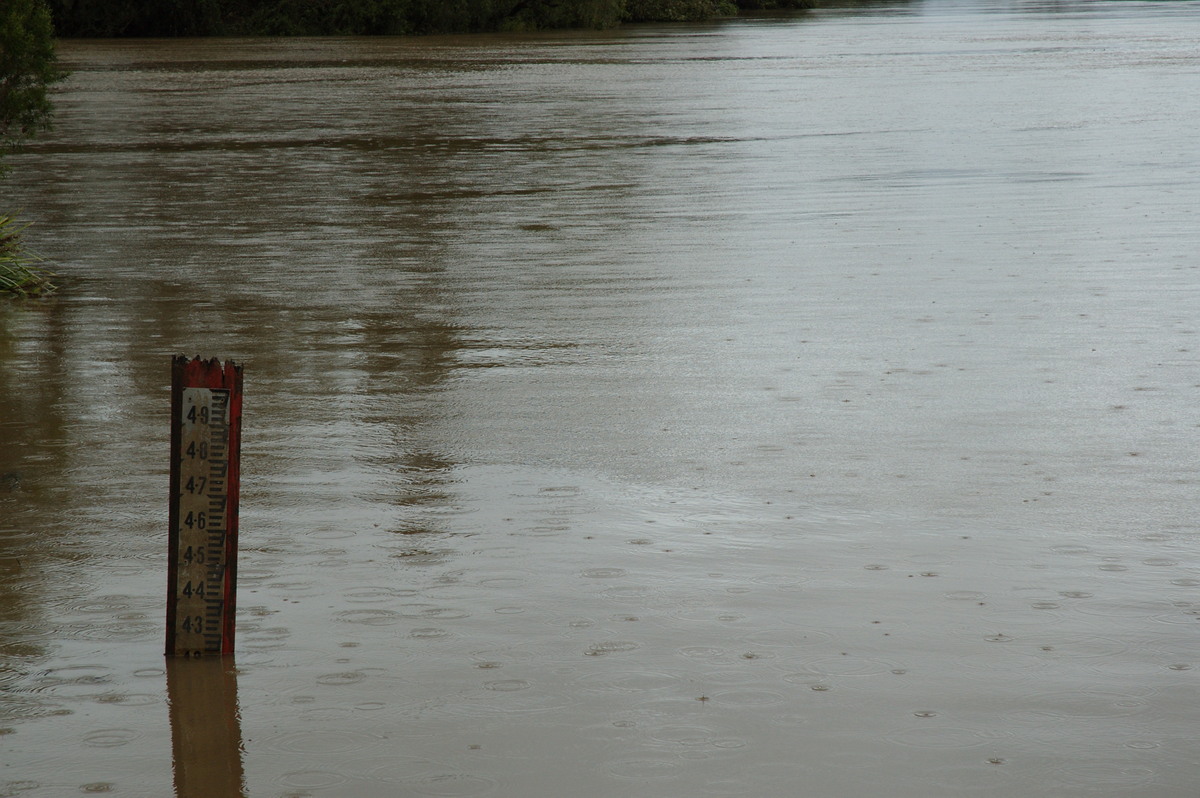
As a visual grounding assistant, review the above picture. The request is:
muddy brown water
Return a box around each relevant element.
[2,1,1200,795]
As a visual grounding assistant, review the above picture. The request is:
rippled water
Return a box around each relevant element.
[3,1,1200,795]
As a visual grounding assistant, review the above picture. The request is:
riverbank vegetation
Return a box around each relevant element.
[45,0,816,37]
[1,0,64,296]
[1,0,63,296]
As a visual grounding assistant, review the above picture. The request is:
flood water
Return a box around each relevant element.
[3,1,1200,795]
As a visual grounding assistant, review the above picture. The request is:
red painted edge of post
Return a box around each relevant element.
[166,358,184,657]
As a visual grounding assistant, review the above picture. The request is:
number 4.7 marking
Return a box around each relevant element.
[185,475,208,494]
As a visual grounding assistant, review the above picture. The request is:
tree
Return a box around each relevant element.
[1,0,62,295]
[1,0,64,155]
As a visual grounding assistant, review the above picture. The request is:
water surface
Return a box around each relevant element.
[2,1,1199,795]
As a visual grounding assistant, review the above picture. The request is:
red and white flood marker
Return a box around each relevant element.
[166,356,243,658]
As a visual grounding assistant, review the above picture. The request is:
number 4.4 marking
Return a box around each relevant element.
[181,581,207,598]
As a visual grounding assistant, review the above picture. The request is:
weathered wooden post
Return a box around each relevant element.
[166,356,243,658]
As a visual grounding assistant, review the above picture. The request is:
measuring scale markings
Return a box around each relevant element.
[174,387,231,657]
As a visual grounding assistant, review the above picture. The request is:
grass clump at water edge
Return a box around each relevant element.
[0,213,57,297]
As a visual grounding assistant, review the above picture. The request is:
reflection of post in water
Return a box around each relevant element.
[166,658,247,798]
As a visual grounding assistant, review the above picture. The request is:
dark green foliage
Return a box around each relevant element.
[503,0,626,31]
[47,0,623,36]
[624,0,737,22]
[1,0,64,151]
[238,0,631,35]
[242,0,415,36]
[2,2,62,295]
[46,0,225,36]
[734,0,815,9]
[45,0,825,37]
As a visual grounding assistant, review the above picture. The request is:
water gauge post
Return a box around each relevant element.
[166,356,244,658]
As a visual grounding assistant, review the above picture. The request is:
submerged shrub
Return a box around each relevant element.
[0,214,57,297]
